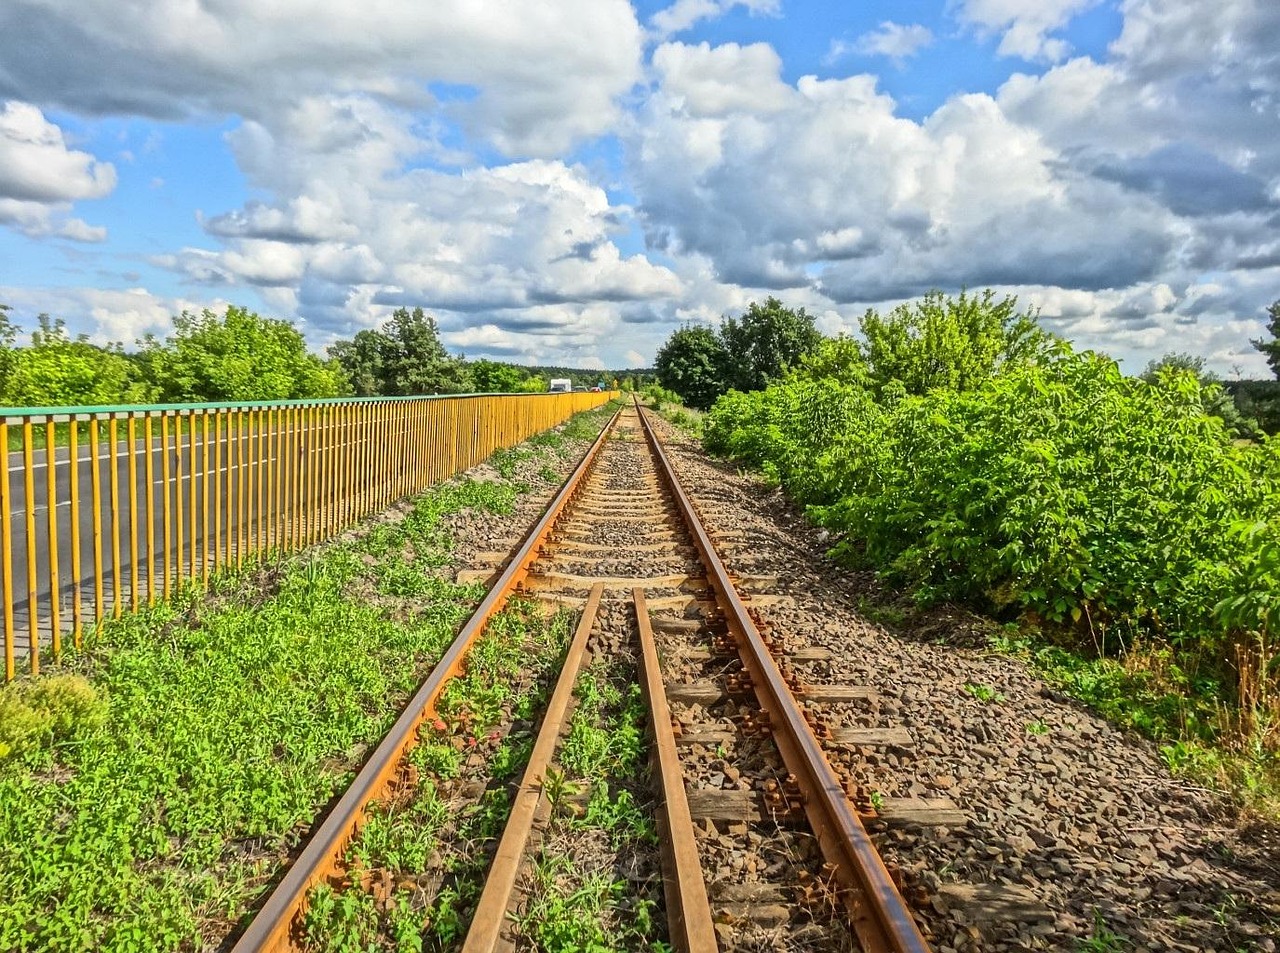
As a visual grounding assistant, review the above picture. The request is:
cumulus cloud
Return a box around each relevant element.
[0,0,643,158]
[0,286,226,346]
[952,0,1103,62]
[155,95,681,346]
[829,22,934,65]
[649,0,781,40]
[634,42,1175,303]
[0,101,114,240]
[626,16,1280,375]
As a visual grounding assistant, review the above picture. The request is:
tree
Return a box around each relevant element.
[141,305,347,402]
[793,335,869,388]
[0,304,16,398]
[859,289,1052,398]
[655,325,728,410]
[381,307,470,395]
[1252,299,1280,378]
[327,330,385,397]
[1141,351,1257,437]
[469,359,531,394]
[718,297,822,393]
[4,315,152,407]
[328,307,469,396]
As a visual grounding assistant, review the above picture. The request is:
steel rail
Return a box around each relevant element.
[230,406,623,953]
[634,587,720,953]
[635,402,930,953]
[459,582,605,953]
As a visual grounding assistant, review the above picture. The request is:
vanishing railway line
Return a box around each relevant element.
[232,402,931,952]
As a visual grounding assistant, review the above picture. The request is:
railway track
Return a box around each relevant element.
[231,401,931,952]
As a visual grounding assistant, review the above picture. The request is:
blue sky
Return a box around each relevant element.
[0,0,1276,374]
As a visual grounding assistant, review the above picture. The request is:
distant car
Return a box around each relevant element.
[591,385,602,392]
[548,378,572,393]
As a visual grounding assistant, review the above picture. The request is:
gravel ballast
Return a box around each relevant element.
[647,413,1279,953]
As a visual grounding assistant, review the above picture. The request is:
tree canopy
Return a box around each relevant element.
[858,289,1052,398]
[2,316,150,407]
[1253,299,1280,379]
[139,306,347,402]
[328,307,469,396]
[654,325,727,411]
[719,297,822,393]
[655,297,820,409]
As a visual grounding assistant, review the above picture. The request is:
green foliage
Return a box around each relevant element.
[793,334,869,387]
[1225,379,1280,436]
[139,305,347,402]
[718,296,822,393]
[655,297,821,409]
[1252,299,1280,380]
[468,358,541,394]
[963,683,1005,704]
[706,343,1280,664]
[0,674,106,760]
[328,307,469,397]
[654,324,727,410]
[703,378,883,506]
[0,457,536,950]
[858,288,1052,398]
[1141,352,1259,437]
[2,315,153,407]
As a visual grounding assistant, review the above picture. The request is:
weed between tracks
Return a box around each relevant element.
[300,600,572,952]
[0,403,618,953]
[511,654,668,953]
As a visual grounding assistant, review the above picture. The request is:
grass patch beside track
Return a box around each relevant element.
[0,403,617,953]
[300,600,572,953]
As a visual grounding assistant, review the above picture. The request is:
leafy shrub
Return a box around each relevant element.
[703,379,883,506]
[706,349,1280,666]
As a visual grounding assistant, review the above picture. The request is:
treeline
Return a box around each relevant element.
[0,303,627,407]
[669,289,1279,766]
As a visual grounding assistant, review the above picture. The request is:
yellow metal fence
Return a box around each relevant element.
[1,390,613,680]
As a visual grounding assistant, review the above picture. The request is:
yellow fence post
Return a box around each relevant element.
[2,421,14,679]
[45,421,61,659]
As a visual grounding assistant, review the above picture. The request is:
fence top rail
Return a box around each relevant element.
[0,390,612,423]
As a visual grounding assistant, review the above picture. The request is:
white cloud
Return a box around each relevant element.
[651,42,791,116]
[155,96,682,348]
[0,286,226,347]
[829,22,934,65]
[626,28,1280,376]
[952,0,1102,62]
[649,0,780,40]
[0,102,116,203]
[0,101,114,240]
[633,42,1174,301]
[0,0,644,158]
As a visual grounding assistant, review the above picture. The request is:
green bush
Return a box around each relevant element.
[705,349,1280,662]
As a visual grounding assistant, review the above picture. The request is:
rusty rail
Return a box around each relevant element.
[635,402,930,953]
[634,587,720,953]
[460,582,605,953]
[230,407,623,952]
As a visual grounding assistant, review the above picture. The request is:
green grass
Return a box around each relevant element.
[512,857,667,953]
[0,554,481,951]
[990,631,1280,818]
[299,600,573,953]
[511,659,664,951]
